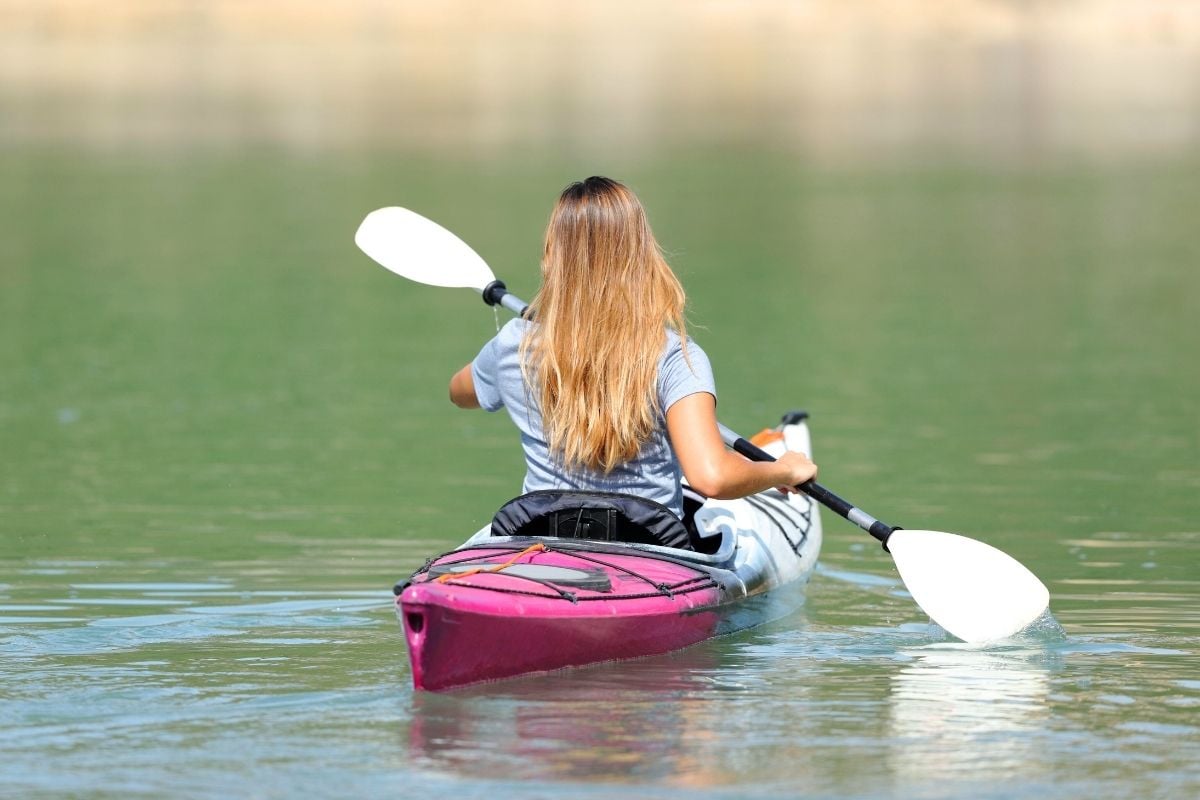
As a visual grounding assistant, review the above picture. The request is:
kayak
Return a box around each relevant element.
[393,411,823,691]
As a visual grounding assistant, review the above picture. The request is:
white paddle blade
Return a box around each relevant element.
[354,207,495,290]
[887,530,1050,643]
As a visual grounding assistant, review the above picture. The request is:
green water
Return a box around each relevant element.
[2,150,1198,798]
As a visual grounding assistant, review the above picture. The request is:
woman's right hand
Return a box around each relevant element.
[773,450,818,493]
[669,393,821,499]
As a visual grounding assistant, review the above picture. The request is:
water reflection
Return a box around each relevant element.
[408,645,731,786]
[887,642,1060,784]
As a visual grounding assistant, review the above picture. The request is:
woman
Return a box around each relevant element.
[449,176,816,521]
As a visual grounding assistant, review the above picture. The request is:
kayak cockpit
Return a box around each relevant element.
[458,524,737,569]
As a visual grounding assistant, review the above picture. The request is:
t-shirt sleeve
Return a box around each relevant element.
[659,337,716,412]
[470,335,505,412]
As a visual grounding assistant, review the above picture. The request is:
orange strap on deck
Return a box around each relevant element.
[435,542,547,583]
[750,428,785,447]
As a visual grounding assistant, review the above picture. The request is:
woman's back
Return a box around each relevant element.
[470,317,714,517]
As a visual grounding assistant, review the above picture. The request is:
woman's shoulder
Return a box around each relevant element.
[662,329,709,359]
[658,328,715,398]
[659,330,713,384]
[475,317,528,368]
[502,316,530,334]
[494,316,530,345]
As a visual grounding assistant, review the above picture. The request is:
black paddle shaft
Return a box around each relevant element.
[725,431,897,550]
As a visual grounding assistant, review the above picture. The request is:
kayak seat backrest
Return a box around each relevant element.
[681,485,723,555]
[491,490,694,551]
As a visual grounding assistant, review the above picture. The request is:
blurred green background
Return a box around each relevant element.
[3,4,1199,797]
[2,1,1197,575]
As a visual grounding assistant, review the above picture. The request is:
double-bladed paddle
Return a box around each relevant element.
[715,424,1050,643]
[354,205,1052,643]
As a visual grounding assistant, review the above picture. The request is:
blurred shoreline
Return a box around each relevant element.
[2,0,1199,164]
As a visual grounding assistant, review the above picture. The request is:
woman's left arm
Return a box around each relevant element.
[449,363,481,409]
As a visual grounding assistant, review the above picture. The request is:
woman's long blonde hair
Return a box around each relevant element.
[521,177,688,474]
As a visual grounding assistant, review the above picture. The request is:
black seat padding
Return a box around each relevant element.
[491,490,693,551]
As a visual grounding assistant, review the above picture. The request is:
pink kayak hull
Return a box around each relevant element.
[398,545,723,691]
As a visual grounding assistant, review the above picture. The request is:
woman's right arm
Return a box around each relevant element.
[666,392,817,498]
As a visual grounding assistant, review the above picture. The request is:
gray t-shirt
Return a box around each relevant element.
[471,318,716,517]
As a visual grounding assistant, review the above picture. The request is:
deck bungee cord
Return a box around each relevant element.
[433,542,547,584]
[403,540,719,604]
